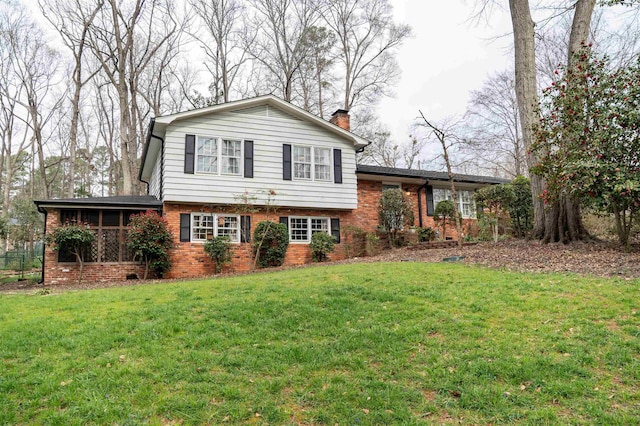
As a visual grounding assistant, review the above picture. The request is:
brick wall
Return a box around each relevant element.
[163,203,356,279]
[42,208,146,285]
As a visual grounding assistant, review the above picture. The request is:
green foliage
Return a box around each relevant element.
[434,199,456,239]
[475,184,515,242]
[47,223,95,257]
[203,236,233,274]
[509,176,533,237]
[378,188,414,247]
[0,216,7,240]
[46,223,95,284]
[252,221,289,268]
[365,232,379,256]
[533,47,640,247]
[8,196,43,247]
[309,232,335,262]
[417,226,436,242]
[126,210,174,279]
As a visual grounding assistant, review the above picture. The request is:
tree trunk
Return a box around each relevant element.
[508,0,546,239]
[542,0,595,243]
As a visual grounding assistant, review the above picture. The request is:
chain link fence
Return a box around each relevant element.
[0,243,43,280]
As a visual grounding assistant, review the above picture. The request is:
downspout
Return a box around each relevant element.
[417,179,429,228]
[36,205,47,285]
[356,141,371,154]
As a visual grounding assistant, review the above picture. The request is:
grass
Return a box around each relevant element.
[0,262,639,425]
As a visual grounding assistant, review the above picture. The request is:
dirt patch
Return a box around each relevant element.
[2,240,638,294]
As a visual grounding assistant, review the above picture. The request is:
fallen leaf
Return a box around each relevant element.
[362,409,369,414]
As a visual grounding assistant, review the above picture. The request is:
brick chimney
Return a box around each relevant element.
[329,109,350,131]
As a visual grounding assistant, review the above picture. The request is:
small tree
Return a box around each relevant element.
[434,200,456,240]
[204,236,233,274]
[475,184,515,242]
[127,210,174,279]
[47,223,95,284]
[252,221,289,268]
[378,188,414,247]
[310,232,335,262]
[509,176,533,238]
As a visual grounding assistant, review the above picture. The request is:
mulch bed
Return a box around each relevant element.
[2,240,638,294]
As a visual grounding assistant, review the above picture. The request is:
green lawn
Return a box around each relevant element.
[0,263,638,425]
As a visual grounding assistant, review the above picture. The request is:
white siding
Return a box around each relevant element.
[162,106,358,209]
[148,152,162,198]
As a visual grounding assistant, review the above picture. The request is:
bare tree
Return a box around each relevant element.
[39,0,102,198]
[190,0,248,104]
[247,0,323,102]
[86,0,179,195]
[418,112,464,249]
[325,0,411,111]
[463,69,525,178]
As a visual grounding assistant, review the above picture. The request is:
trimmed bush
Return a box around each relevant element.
[127,210,174,279]
[204,236,233,274]
[417,227,436,242]
[310,232,335,262]
[252,221,289,268]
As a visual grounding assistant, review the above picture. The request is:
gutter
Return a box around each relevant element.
[36,204,47,285]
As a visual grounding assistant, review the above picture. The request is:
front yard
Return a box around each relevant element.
[1,262,638,424]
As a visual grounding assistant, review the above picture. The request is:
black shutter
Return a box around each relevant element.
[333,149,342,184]
[279,216,289,231]
[283,144,292,180]
[426,185,434,217]
[184,134,195,174]
[179,213,191,242]
[244,140,254,178]
[241,215,251,243]
[331,218,341,243]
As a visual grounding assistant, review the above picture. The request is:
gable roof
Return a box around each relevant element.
[356,164,509,185]
[139,95,369,182]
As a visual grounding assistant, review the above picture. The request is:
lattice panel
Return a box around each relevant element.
[121,230,135,262]
[88,231,99,262]
[101,229,120,262]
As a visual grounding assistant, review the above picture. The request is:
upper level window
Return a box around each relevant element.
[433,188,476,219]
[288,216,330,243]
[293,146,331,181]
[196,136,242,175]
[382,183,401,191]
[191,213,240,243]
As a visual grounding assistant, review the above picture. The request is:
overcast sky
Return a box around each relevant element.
[378,1,514,144]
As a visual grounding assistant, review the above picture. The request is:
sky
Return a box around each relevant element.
[378,1,514,144]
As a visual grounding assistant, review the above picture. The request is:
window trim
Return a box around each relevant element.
[292,145,332,182]
[432,188,477,219]
[288,216,330,243]
[190,212,241,243]
[195,135,244,176]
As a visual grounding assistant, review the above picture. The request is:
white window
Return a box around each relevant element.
[191,213,240,242]
[314,148,331,181]
[293,146,331,181]
[221,139,242,175]
[195,136,242,176]
[433,188,476,219]
[196,137,218,173]
[293,146,311,179]
[288,217,330,243]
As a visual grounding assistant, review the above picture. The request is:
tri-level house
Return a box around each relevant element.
[35,95,506,284]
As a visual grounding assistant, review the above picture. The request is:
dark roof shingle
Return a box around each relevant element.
[355,164,509,184]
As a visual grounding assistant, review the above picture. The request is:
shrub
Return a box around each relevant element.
[252,221,289,268]
[310,232,335,262]
[434,200,457,240]
[127,210,174,279]
[378,188,414,247]
[46,223,95,284]
[343,225,366,258]
[204,236,233,274]
[417,227,436,242]
[365,232,379,256]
